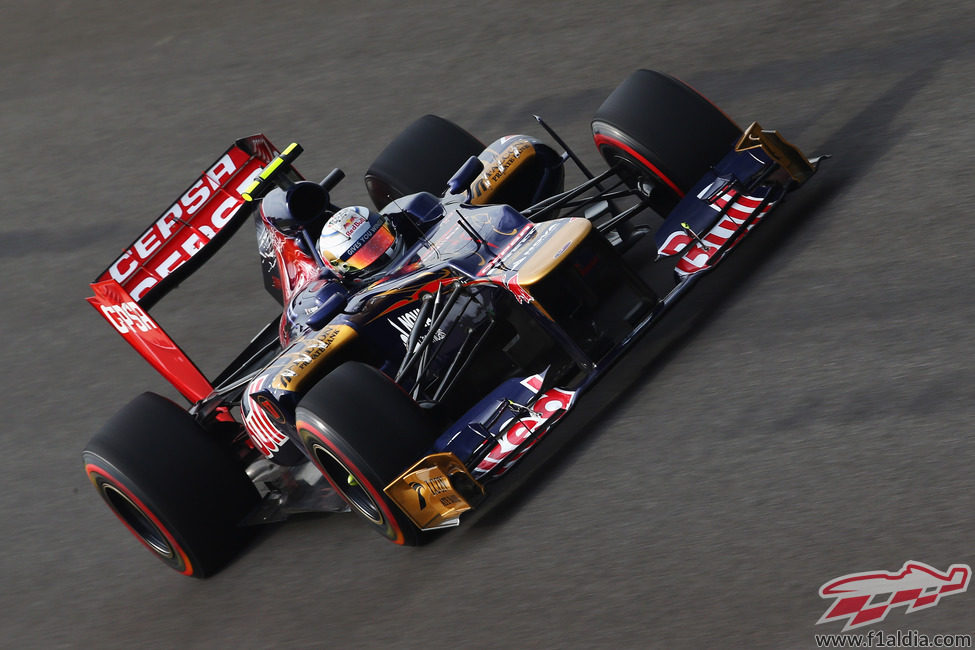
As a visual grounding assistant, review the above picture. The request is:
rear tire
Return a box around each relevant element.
[82,393,259,577]
[591,69,742,216]
[365,114,484,210]
[295,362,436,545]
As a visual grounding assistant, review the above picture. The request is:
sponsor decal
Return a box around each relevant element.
[253,393,286,424]
[384,453,481,530]
[321,209,374,255]
[554,240,572,259]
[388,306,446,349]
[409,475,459,512]
[87,279,213,402]
[471,139,533,200]
[98,300,158,334]
[256,219,275,261]
[817,561,971,631]
[409,482,428,510]
[344,222,393,270]
[473,374,576,476]
[327,208,368,238]
[501,271,533,304]
[468,273,532,302]
[243,375,290,458]
[108,154,243,283]
[103,147,265,301]
[272,324,353,391]
[662,189,775,277]
[474,221,534,277]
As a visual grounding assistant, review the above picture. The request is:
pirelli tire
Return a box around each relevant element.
[295,362,436,545]
[82,392,260,578]
[365,114,485,210]
[591,69,742,217]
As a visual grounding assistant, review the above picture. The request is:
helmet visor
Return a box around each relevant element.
[344,221,395,272]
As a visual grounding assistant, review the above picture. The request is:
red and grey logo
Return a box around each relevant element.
[817,561,970,631]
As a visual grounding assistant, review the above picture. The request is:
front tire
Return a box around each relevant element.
[82,393,259,577]
[592,69,742,216]
[365,114,485,210]
[295,362,436,545]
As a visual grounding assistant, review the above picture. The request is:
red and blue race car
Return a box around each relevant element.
[82,70,824,577]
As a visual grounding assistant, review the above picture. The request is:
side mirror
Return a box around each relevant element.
[446,156,484,195]
[307,283,349,330]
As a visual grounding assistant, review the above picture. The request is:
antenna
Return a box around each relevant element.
[454,210,486,252]
[390,196,440,260]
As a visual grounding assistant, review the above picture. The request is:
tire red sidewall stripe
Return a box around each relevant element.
[295,417,407,545]
[593,132,685,198]
[84,463,195,576]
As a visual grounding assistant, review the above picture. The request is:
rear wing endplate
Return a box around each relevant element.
[88,135,289,402]
[87,279,213,402]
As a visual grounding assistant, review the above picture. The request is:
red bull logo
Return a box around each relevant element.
[501,271,533,304]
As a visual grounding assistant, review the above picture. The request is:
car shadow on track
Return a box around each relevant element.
[460,63,938,533]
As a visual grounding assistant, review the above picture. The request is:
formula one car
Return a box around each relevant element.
[82,70,823,577]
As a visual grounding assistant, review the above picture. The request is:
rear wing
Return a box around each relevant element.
[92,134,287,309]
[87,135,294,402]
[87,279,214,402]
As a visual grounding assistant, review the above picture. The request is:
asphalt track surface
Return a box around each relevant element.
[3,2,974,648]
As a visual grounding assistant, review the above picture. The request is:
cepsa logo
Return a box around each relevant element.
[99,300,158,334]
[107,152,253,299]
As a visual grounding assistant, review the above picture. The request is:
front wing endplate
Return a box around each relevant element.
[735,122,815,184]
[384,453,485,531]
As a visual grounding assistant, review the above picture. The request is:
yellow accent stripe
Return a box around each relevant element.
[241,180,260,202]
[242,143,299,202]
[259,156,284,180]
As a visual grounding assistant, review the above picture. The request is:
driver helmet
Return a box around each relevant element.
[317,206,397,278]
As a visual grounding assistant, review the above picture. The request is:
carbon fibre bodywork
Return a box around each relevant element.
[86,70,824,545]
[244,200,655,482]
